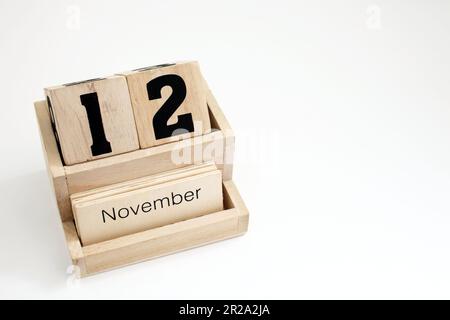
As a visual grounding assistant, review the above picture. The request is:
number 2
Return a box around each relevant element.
[147,74,194,140]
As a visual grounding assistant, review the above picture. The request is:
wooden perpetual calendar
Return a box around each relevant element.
[35,61,249,277]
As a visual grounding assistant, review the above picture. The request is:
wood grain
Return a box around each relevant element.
[73,169,223,245]
[80,180,248,276]
[64,130,225,194]
[34,100,72,221]
[45,76,139,165]
[120,61,211,148]
[70,162,216,203]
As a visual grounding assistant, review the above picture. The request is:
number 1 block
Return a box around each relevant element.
[45,76,139,165]
[120,61,211,149]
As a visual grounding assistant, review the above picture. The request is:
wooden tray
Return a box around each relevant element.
[34,87,249,277]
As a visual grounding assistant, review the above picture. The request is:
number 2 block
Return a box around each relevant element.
[120,61,211,149]
[45,76,139,165]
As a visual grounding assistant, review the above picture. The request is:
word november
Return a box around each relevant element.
[101,188,201,223]
[72,169,223,245]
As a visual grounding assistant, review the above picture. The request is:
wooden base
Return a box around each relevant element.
[65,180,248,276]
[34,86,248,277]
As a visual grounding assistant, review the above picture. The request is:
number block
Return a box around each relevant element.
[45,76,139,165]
[120,61,211,149]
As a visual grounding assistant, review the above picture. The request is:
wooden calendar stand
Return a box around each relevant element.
[35,86,249,277]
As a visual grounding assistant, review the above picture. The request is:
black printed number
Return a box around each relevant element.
[80,92,112,156]
[147,74,194,140]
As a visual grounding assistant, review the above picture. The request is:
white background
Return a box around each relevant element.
[1,0,450,299]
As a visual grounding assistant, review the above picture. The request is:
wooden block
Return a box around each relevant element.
[45,76,139,165]
[73,169,224,245]
[120,61,211,148]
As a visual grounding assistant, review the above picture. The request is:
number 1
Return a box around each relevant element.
[80,92,112,156]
